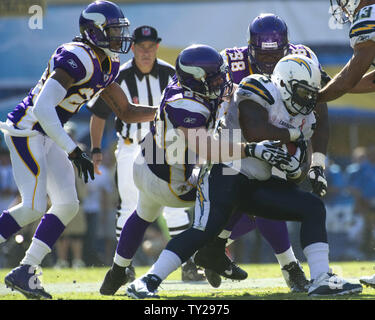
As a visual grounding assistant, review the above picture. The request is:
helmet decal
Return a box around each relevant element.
[282,57,312,77]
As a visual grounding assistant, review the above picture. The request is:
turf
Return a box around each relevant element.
[0,261,374,300]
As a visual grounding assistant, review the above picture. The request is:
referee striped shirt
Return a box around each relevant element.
[88,57,175,144]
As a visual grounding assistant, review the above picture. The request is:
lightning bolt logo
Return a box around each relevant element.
[350,24,375,35]
[241,82,269,100]
[283,57,312,77]
[196,173,206,213]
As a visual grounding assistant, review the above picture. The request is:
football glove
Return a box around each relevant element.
[245,141,292,171]
[281,147,303,179]
[308,166,327,197]
[68,146,95,183]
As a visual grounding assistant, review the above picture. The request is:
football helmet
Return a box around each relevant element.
[248,13,289,75]
[175,44,233,100]
[79,0,133,58]
[330,0,361,23]
[271,54,321,115]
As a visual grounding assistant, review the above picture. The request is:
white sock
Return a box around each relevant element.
[303,242,330,280]
[113,252,132,267]
[21,238,51,266]
[147,249,182,280]
[275,246,297,267]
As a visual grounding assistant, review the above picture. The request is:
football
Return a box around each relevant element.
[284,142,298,156]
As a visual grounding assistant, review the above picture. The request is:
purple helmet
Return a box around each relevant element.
[248,13,289,75]
[79,1,133,57]
[175,44,233,100]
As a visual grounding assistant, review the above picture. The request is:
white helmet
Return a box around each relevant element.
[330,0,361,23]
[271,54,321,115]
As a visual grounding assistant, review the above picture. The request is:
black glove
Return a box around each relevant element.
[245,141,292,171]
[308,166,327,197]
[68,146,95,183]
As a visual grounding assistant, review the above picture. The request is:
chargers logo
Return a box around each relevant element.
[283,57,312,77]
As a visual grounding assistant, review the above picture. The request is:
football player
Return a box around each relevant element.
[100,44,295,296]
[125,55,363,299]
[195,13,330,291]
[0,1,157,299]
[320,0,375,289]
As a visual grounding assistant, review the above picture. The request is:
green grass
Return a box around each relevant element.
[0,261,374,300]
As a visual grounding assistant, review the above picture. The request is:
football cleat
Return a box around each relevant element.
[281,261,310,292]
[100,265,135,295]
[126,274,161,299]
[308,272,362,296]
[359,274,375,289]
[4,264,52,299]
[204,269,222,288]
[181,257,206,282]
[194,238,248,282]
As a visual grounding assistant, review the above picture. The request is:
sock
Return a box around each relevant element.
[230,214,256,240]
[0,210,21,242]
[34,213,66,248]
[116,210,151,260]
[21,238,51,266]
[275,246,297,267]
[303,242,330,280]
[113,252,133,267]
[148,249,182,280]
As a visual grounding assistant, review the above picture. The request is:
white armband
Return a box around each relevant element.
[33,77,77,154]
[311,152,326,169]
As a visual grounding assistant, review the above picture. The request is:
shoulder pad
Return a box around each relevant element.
[350,5,375,47]
[236,74,275,106]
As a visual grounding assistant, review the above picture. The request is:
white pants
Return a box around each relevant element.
[115,139,190,237]
[4,132,78,227]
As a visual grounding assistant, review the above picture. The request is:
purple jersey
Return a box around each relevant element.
[221,43,321,84]
[142,75,219,188]
[7,42,120,134]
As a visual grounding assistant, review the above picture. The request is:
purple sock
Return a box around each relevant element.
[34,213,65,249]
[0,210,21,239]
[230,214,256,240]
[255,217,290,254]
[116,211,151,259]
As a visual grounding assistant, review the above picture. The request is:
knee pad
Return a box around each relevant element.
[8,204,44,227]
[47,202,79,226]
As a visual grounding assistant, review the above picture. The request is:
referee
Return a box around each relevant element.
[88,26,204,284]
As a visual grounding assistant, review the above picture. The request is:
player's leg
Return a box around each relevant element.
[0,134,47,244]
[254,217,309,292]
[247,178,362,296]
[162,206,205,281]
[5,137,77,299]
[114,143,139,241]
[125,164,248,299]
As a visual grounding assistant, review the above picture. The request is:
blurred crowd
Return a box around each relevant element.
[0,139,375,268]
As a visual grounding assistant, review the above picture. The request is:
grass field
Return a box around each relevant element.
[0,261,374,300]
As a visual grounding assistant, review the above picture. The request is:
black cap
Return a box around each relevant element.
[132,25,162,44]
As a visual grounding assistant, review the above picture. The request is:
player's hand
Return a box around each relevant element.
[245,140,292,171]
[308,166,327,197]
[283,147,303,180]
[68,146,95,183]
[92,152,103,175]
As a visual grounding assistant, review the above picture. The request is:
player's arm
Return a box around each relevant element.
[33,68,94,182]
[238,99,294,144]
[349,69,375,93]
[33,68,77,154]
[90,114,106,175]
[100,82,157,123]
[318,41,375,102]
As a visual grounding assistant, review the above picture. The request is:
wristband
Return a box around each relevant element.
[91,147,102,154]
[311,152,326,169]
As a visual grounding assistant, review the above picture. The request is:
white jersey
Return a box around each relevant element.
[222,74,316,180]
[349,4,375,50]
